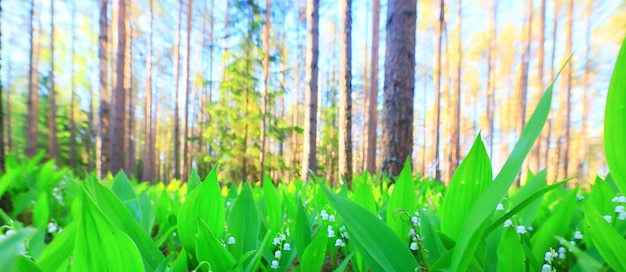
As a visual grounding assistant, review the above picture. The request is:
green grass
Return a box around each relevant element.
[0,36,625,272]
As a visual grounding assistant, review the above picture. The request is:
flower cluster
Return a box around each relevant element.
[270,227,291,270]
[408,211,421,251]
[502,217,532,235]
[320,210,348,248]
[611,196,626,220]
[541,248,557,272]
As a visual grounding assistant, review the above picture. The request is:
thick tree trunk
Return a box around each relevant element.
[301,0,319,182]
[110,0,128,175]
[339,0,353,187]
[433,0,444,180]
[381,0,416,177]
[449,0,462,177]
[26,0,40,158]
[98,0,109,177]
[260,0,271,186]
[365,0,380,175]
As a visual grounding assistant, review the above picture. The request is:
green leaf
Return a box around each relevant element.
[300,226,328,272]
[510,170,547,226]
[420,210,446,263]
[386,158,415,242]
[294,195,311,260]
[0,229,31,272]
[14,255,43,272]
[195,218,237,272]
[320,184,419,272]
[228,183,259,261]
[450,64,559,271]
[37,222,76,271]
[583,202,626,271]
[604,36,626,195]
[73,187,145,272]
[263,178,282,233]
[440,134,492,241]
[496,227,524,272]
[530,189,578,262]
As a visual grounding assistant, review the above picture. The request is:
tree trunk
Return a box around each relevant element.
[578,1,592,181]
[183,0,193,182]
[48,0,59,162]
[0,2,4,172]
[301,0,319,182]
[70,0,77,169]
[127,0,135,177]
[516,0,532,186]
[562,0,573,180]
[339,0,353,187]
[142,0,154,182]
[366,0,380,175]
[98,0,109,177]
[449,0,461,177]
[548,0,559,182]
[260,0,271,186]
[433,0,444,180]
[173,0,182,180]
[26,0,40,158]
[534,0,546,172]
[382,0,416,177]
[486,0,497,160]
[110,0,128,175]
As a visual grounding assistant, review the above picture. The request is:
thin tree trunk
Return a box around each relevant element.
[48,0,59,162]
[366,0,379,175]
[339,0,353,187]
[173,0,182,180]
[548,0,560,182]
[382,0,416,177]
[110,0,128,174]
[70,0,77,169]
[142,0,154,182]
[301,0,319,182]
[26,0,40,158]
[534,0,546,172]
[449,0,462,177]
[486,0,497,160]
[260,0,271,186]
[578,1,592,181]
[127,0,135,176]
[183,0,193,182]
[0,2,4,171]
[516,0,533,186]
[433,0,444,180]
[562,0,573,180]
[98,0,109,177]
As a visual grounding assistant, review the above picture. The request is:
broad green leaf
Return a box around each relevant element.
[85,176,164,271]
[420,210,446,263]
[38,222,76,271]
[450,64,559,271]
[386,158,415,242]
[228,183,259,261]
[111,171,143,226]
[263,177,282,233]
[300,226,328,272]
[14,255,43,272]
[496,227,524,272]
[73,187,144,272]
[583,202,626,271]
[589,176,615,215]
[510,170,547,226]
[604,36,626,195]
[320,185,418,272]
[557,236,604,272]
[195,218,237,272]
[352,173,377,215]
[32,193,49,227]
[332,252,356,272]
[294,196,311,260]
[244,230,271,272]
[440,134,492,241]
[530,189,578,262]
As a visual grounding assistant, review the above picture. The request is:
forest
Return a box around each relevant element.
[1,0,626,271]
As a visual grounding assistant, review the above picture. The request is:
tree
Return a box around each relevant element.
[381,0,416,177]
[70,0,77,169]
[365,0,380,175]
[449,0,461,177]
[301,0,319,182]
[260,0,271,185]
[339,0,352,187]
[562,0,573,180]
[533,0,547,172]
[98,0,109,177]
[548,0,560,182]
[486,0,497,160]
[0,0,4,171]
[433,0,444,180]
[516,0,533,186]
[26,0,40,158]
[173,0,182,180]
[143,0,154,182]
[183,0,193,182]
[110,0,128,174]
[578,0,592,180]
[48,0,58,162]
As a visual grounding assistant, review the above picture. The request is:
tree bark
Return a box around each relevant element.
[516,0,533,186]
[339,0,353,187]
[110,0,128,175]
[142,0,154,182]
[365,0,380,175]
[301,0,319,182]
[562,0,573,180]
[578,1,592,181]
[433,0,444,180]
[48,0,59,162]
[26,0,40,158]
[173,0,182,180]
[534,0,546,172]
[548,0,560,182]
[127,0,135,177]
[449,0,461,177]
[183,0,193,182]
[260,0,271,186]
[98,0,109,177]
[70,0,77,169]
[382,0,416,177]
[486,0,497,160]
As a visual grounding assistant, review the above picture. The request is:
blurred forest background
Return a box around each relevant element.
[0,0,625,187]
